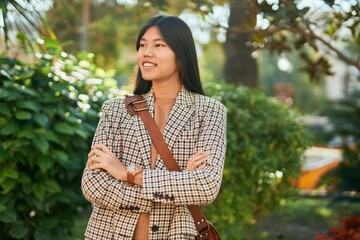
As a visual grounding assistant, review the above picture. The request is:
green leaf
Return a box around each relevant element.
[15,111,32,120]
[34,113,49,127]
[0,88,10,99]
[18,86,39,97]
[0,117,7,126]
[0,69,12,80]
[33,183,46,201]
[0,148,11,163]
[18,69,35,80]
[1,178,16,194]
[65,116,80,124]
[0,103,11,117]
[16,101,40,112]
[44,130,59,143]
[1,167,19,180]
[75,128,89,139]
[9,222,29,239]
[0,204,6,213]
[52,150,69,165]
[18,172,31,184]
[0,208,17,223]
[37,155,54,173]
[33,136,49,154]
[44,179,62,194]
[18,126,35,139]
[1,121,20,135]
[3,139,30,150]
[34,229,51,240]
[54,122,76,135]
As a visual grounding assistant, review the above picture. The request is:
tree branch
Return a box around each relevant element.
[256,26,360,71]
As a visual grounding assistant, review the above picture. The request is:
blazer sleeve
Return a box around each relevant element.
[81,100,152,213]
[141,99,227,205]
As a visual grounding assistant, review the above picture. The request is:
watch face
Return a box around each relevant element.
[128,165,141,173]
[128,165,136,172]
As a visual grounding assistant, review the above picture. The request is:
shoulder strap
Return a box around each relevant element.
[125,94,210,239]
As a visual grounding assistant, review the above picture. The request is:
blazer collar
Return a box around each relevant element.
[137,86,196,169]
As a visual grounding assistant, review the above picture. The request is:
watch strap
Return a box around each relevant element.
[127,171,135,186]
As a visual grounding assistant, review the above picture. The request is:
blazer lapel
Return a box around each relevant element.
[156,87,194,169]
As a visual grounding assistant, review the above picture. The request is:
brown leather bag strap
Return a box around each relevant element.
[124,94,181,171]
[125,94,210,239]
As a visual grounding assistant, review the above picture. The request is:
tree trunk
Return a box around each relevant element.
[224,0,258,88]
[81,0,90,51]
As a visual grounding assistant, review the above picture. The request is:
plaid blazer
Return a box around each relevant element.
[81,87,227,240]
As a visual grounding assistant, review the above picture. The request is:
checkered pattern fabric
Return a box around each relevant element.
[81,87,227,239]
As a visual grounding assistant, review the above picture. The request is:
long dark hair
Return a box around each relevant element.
[133,15,204,95]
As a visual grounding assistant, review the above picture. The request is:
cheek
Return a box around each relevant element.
[136,52,142,65]
[171,58,179,71]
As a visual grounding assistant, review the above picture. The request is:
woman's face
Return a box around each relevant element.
[137,26,179,84]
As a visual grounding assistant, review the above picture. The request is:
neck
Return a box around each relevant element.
[152,80,182,99]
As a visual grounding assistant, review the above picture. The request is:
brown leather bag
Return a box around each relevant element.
[125,94,221,240]
[202,222,221,240]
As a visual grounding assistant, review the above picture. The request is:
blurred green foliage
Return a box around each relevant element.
[203,82,312,239]
[324,89,360,192]
[258,50,328,114]
[0,38,121,239]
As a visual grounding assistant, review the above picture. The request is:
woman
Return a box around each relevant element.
[81,15,227,239]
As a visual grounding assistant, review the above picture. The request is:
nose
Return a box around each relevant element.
[144,46,154,57]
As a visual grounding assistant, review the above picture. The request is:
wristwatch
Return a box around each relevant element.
[126,164,142,187]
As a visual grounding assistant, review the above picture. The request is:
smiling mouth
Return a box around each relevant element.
[143,62,157,67]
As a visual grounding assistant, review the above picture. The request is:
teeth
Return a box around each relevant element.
[143,62,156,67]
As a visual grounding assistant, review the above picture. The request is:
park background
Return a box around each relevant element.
[0,0,359,239]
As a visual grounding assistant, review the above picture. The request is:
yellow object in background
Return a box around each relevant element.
[297,147,342,190]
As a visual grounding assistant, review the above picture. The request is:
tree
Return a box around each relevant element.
[224,0,258,87]
[199,0,360,85]
[255,0,360,79]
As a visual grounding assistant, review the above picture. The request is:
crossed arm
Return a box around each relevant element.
[86,144,209,187]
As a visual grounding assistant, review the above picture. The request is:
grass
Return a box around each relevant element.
[252,197,360,240]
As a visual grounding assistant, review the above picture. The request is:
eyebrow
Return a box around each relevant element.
[140,38,165,42]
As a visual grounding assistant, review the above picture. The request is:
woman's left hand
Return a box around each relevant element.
[186,151,209,171]
[86,144,127,181]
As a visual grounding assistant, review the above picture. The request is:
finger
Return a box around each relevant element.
[93,144,118,159]
[190,152,208,161]
[187,154,208,170]
[90,148,112,160]
[93,144,112,154]
[86,155,101,167]
[192,153,209,163]
[192,151,205,159]
[196,159,207,167]
[197,162,207,170]
[88,161,102,171]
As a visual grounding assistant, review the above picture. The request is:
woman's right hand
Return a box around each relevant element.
[186,151,209,170]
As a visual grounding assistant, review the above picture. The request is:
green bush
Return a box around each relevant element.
[203,82,312,239]
[0,39,119,239]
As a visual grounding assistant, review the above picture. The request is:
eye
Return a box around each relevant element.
[139,43,145,48]
[155,44,164,48]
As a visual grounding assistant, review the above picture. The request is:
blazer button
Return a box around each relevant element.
[151,225,159,232]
